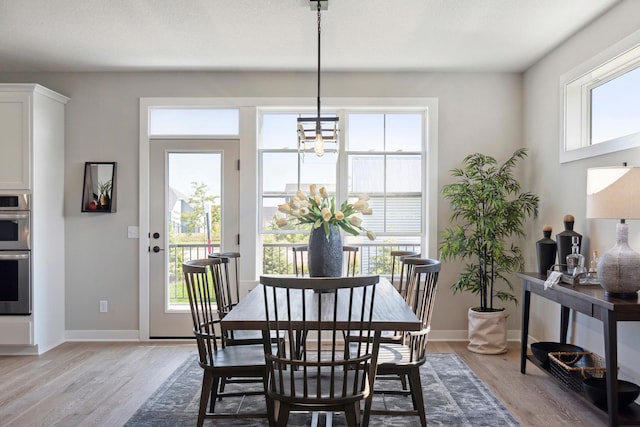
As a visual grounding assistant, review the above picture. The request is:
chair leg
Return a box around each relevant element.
[362,393,373,427]
[199,370,214,427]
[402,372,409,390]
[209,376,220,413]
[345,402,361,427]
[275,401,291,427]
[218,376,227,395]
[407,367,427,427]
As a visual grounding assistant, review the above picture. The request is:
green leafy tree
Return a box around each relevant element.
[182,181,220,242]
[440,148,539,311]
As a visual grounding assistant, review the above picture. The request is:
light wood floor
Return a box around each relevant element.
[0,341,607,426]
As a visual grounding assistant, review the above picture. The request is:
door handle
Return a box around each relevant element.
[152,246,164,253]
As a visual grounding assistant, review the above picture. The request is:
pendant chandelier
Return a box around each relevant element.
[297,0,338,158]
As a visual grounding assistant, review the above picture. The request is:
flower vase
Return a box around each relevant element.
[308,225,343,277]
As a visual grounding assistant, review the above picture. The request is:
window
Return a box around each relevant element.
[149,108,239,136]
[561,33,640,163]
[259,109,426,275]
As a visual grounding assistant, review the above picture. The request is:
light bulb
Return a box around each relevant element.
[314,132,324,157]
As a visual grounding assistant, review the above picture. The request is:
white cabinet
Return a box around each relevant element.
[0,84,68,354]
[0,91,30,189]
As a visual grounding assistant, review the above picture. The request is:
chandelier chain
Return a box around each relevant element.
[316,0,321,124]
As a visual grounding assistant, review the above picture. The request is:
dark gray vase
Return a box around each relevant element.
[536,227,557,276]
[308,225,342,277]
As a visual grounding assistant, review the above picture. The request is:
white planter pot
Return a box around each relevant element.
[467,308,509,354]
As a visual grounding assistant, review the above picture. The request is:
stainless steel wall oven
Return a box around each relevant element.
[0,194,31,315]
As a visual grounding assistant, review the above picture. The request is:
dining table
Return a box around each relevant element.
[220,275,421,427]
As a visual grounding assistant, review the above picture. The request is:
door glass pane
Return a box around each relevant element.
[0,260,18,300]
[167,152,221,309]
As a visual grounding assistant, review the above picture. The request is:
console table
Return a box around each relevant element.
[518,272,640,427]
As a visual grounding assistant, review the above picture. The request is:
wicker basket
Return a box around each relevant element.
[549,352,606,392]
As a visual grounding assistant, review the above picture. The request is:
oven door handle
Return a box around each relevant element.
[0,253,29,260]
[0,212,29,220]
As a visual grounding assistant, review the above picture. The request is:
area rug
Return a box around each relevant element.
[125,353,520,426]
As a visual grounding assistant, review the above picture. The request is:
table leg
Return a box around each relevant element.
[603,310,619,427]
[362,331,381,427]
[560,305,570,344]
[520,286,531,374]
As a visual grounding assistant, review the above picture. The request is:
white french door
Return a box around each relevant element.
[148,139,239,338]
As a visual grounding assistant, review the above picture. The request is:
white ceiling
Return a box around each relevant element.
[0,0,620,73]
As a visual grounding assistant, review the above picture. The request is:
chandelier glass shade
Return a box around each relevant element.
[297,0,338,157]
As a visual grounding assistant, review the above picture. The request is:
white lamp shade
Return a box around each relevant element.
[586,166,640,220]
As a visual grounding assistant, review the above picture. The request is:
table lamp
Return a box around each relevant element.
[586,165,640,298]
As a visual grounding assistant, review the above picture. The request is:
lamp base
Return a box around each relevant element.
[597,222,640,298]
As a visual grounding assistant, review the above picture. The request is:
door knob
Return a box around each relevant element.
[153,232,160,239]
[152,246,164,253]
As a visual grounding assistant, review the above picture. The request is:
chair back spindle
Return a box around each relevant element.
[342,245,359,277]
[292,245,308,277]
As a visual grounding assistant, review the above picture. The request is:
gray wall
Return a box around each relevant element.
[0,71,523,335]
[524,0,640,380]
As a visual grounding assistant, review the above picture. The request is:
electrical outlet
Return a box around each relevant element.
[100,300,108,313]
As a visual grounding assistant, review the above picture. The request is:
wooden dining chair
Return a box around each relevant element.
[390,250,420,295]
[201,255,284,398]
[182,259,268,426]
[345,255,428,350]
[208,251,241,304]
[259,274,381,427]
[206,252,261,347]
[343,245,359,276]
[291,245,308,277]
[371,259,441,427]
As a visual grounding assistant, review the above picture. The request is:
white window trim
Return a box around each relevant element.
[560,28,640,163]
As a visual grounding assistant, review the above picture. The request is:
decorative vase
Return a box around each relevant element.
[308,225,342,277]
[536,225,557,276]
[597,222,640,298]
[556,214,581,272]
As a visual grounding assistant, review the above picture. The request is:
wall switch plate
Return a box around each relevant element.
[127,226,139,239]
[100,300,108,313]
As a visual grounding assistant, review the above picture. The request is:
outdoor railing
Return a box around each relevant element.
[262,242,421,276]
[168,243,220,304]
[168,242,421,305]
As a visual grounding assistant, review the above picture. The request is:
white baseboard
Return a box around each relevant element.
[428,329,522,342]
[0,345,40,356]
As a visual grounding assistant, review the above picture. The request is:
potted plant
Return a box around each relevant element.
[97,179,112,210]
[440,148,539,354]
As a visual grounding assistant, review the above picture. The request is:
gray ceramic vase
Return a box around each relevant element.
[308,224,342,277]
